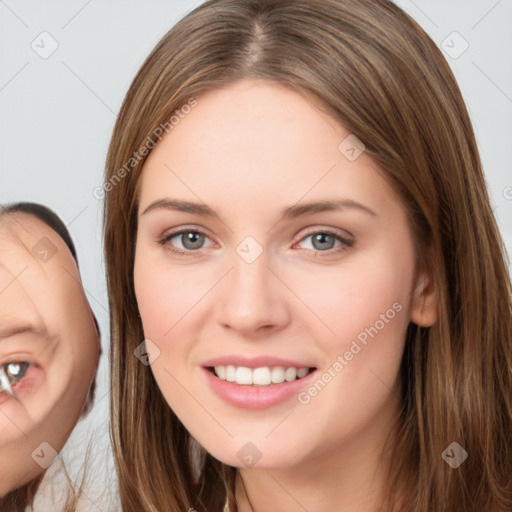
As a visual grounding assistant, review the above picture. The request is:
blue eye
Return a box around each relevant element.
[297,230,354,255]
[173,231,208,250]
[158,229,214,256]
[157,228,354,257]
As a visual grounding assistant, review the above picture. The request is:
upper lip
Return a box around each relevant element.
[202,355,316,369]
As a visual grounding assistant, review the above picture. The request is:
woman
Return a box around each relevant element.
[103,0,512,511]
[0,202,100,511]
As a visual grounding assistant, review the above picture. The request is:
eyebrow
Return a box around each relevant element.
[0,323,46,342]
[141,198,378,220]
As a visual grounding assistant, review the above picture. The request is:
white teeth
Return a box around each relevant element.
[253,367,271,385]
[284,367,297,381]
[213,365,311,386]
[225,365,236,382]
[235,366,253,385]
[297,368,309,378]
[271,366,285,384]
[215,365,226,380]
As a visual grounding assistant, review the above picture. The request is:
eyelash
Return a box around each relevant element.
[157,228,354,258]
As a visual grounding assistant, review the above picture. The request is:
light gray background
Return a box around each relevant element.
[1,1,511,510]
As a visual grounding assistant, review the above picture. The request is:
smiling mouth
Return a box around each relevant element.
[207,365,316,386]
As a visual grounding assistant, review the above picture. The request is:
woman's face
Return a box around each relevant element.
[0,213,99,495]
[134,79,436,469]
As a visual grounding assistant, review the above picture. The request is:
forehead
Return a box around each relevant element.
[0,212,77,278]
[144,80,345,170]
[0,212,82,330]
[138,80,397,225]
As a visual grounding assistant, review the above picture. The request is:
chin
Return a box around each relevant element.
[193,434,306,471]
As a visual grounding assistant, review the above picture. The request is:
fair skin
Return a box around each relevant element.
[134,79,437,512]
[0,213,99,496]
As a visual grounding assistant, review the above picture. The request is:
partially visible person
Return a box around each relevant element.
[0,202,100,511]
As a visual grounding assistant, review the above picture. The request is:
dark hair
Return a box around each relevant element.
[1,202,78,261]
[0,201,101,511]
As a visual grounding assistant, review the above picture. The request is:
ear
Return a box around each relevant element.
[410,269,438,327]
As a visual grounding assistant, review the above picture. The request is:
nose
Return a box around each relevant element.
[216,248,291,337]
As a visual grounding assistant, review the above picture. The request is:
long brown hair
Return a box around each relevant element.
[103,0,512,510]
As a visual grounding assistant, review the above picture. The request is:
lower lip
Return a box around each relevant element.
[202,367,317,410]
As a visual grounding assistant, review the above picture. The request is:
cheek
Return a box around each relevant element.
[288,247,415,369]
[135,263,178,340]
[133,246,218,406]
[134,246,210,339]
[300,264,410,331]
[134,244,165,336]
